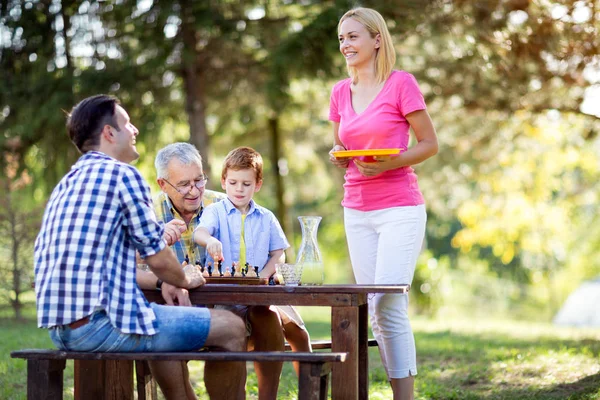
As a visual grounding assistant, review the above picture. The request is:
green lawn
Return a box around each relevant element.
[2,306,599,399]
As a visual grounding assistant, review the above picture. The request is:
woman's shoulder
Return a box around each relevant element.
[389,70,418,84]
[331,77,352,92]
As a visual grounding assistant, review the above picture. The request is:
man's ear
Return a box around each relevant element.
[157,178,167,192]
[255,179,263,192]
[101,125,115,143]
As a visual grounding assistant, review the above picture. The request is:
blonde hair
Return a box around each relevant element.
[222,146,263,183]
[338,7,396,84]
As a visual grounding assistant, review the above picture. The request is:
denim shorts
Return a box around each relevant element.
[49,303,211,352]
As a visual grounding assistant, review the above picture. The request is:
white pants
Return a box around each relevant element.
[344,205,426,379]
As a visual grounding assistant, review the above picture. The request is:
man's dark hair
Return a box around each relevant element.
[66,94,120,153]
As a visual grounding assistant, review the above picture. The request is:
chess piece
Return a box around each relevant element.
[234,263,243,277]
[217,260,223,277]
[224,267,232,277]
[207,265,213,277]
[254,266,259,277]
[244,262,250,275]
[184,254,190,265]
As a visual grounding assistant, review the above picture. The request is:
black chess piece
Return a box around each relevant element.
[184,254,190,264]
[217,260,223,277]
[268,276,275,285]
[244,262,250,275]
[254,266,259,277]
[207,265,213,276]
[231,265,236,277]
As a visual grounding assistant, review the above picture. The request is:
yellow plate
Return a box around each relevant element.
[331,148,402,158]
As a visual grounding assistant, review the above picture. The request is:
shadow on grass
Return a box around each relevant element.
[415,330,600,400]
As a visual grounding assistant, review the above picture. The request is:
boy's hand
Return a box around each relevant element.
[206,237,224,262]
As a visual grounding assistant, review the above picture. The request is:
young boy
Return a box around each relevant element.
[193,146,312,390]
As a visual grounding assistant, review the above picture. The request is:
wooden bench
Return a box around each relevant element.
[11,349,346,400]
[286,338,378,351]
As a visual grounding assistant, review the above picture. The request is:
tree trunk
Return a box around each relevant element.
[180,3,211,177]
[6,178,22,320]
[268,117,293,259]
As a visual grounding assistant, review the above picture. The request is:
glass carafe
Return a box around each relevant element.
[296,216,324,285]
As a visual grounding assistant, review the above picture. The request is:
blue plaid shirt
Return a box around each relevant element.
[34,151,166,335]
[197,199,289,270]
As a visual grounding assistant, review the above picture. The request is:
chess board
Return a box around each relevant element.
[205,276,268,285]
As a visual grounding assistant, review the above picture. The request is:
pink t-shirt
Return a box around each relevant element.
[329,70,426,211]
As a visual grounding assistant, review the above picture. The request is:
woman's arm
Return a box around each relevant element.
[354,109,438,176]
[329,122,350,168]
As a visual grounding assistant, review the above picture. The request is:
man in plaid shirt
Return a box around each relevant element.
[34,95,246,399]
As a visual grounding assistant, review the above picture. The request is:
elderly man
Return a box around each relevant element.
[34,95,246,400]
[154,142,287,399]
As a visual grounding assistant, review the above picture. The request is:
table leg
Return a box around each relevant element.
[331,306,359,400]
[358,302,369,400]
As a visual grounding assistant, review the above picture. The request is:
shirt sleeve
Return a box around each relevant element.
[328,83,341,123]
[197,203,220,237]
[397,73,427,117]
[268,211,290,252]
[119,166,166,258]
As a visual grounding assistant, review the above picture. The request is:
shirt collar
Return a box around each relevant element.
[73,151,117,169]
[223,198,260,215]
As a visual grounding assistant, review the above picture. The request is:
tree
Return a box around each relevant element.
[0,153,42,319]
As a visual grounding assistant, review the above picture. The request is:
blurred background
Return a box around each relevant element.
[1,0,599,324]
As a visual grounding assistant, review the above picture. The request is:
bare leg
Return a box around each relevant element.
[247,306,285,400]
[282,321,312,376]
[203,309,248,400]
[390,376,414,400]
[148,361,198,400]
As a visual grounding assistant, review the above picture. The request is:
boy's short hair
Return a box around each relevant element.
[222,147,263,183]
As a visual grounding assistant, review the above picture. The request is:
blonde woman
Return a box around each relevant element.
[328,7,438,400]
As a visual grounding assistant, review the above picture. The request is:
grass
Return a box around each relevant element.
[2,305,600,399]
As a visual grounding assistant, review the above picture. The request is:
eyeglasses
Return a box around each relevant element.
[163,177,208,195]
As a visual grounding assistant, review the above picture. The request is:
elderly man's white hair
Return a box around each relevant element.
[155,142,203,180]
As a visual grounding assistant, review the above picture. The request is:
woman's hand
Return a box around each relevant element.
[354,157,396,177]
[329,144,350,168]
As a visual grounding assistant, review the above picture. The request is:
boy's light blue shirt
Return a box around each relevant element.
[196,198,289,270]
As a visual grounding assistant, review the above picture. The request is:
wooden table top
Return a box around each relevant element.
[143,284,409,307]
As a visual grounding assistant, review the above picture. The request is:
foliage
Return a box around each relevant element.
[1,0,600,317]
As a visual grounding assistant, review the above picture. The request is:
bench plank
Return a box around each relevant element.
[285,338,378,351]
[12,349,345,363]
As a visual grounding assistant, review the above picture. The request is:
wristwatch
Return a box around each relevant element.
[156,278,163,291]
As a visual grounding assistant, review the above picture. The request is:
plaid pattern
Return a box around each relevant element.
[34,152,166,335]
[153,189,226,265]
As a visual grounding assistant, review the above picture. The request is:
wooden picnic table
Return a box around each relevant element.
[144,283,410,400]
